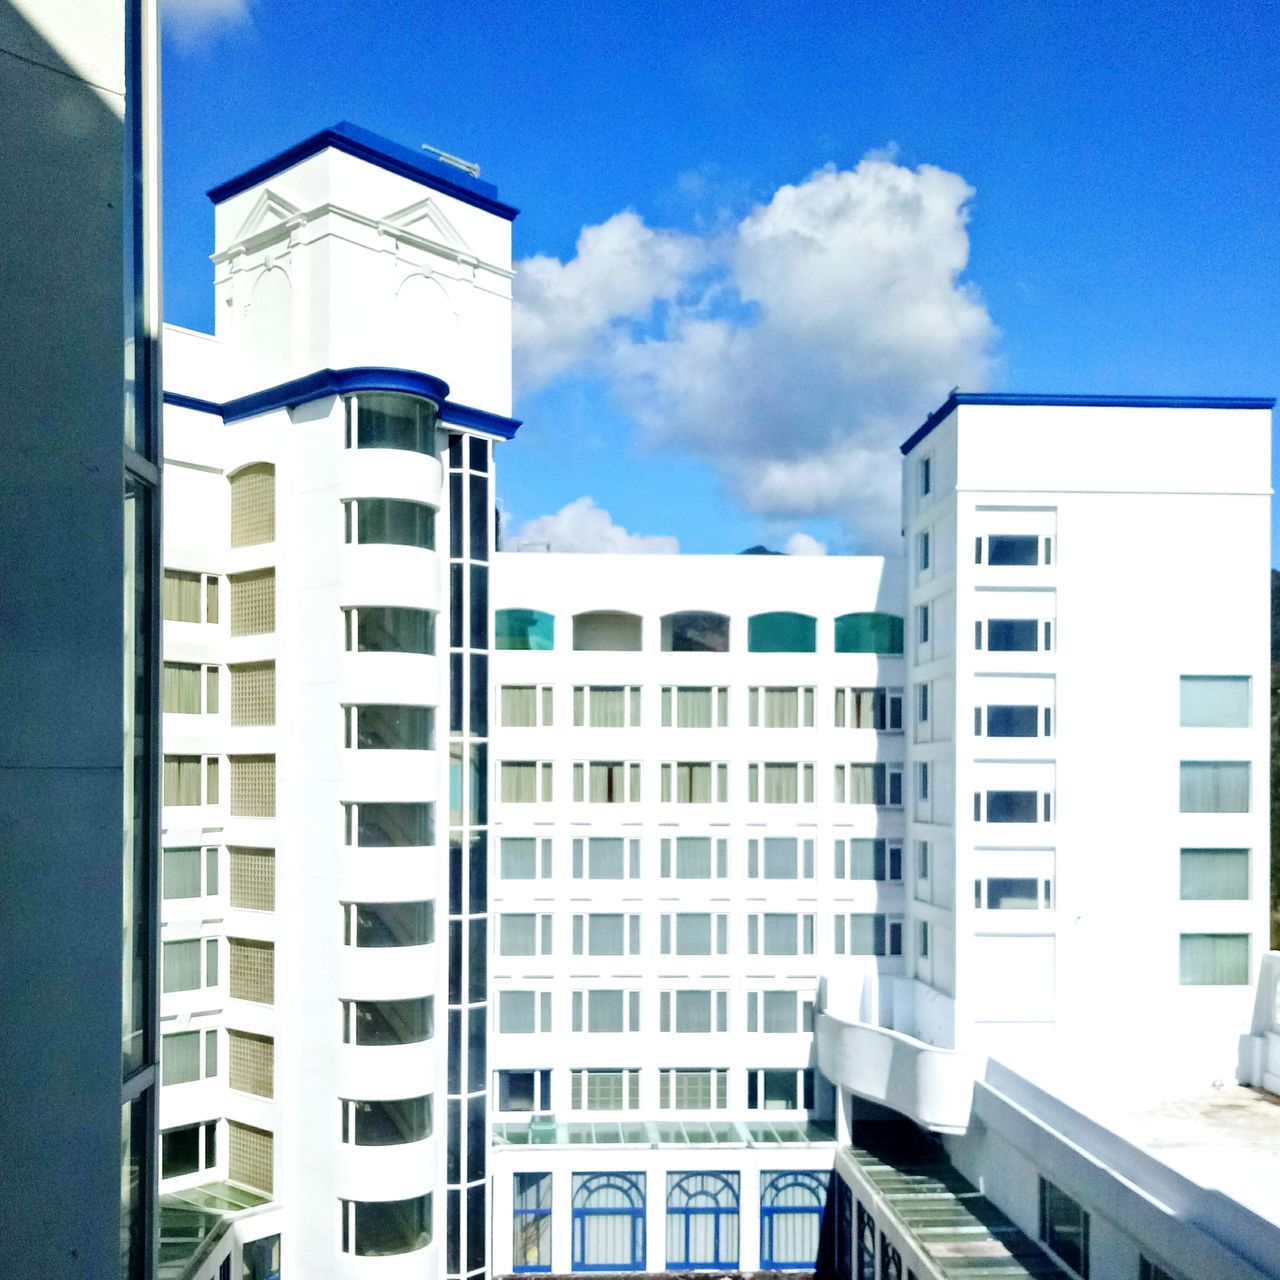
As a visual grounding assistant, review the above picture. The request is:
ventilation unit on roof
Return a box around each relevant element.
[421,142,481,179]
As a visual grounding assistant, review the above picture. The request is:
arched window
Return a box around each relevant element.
[760,1170,829,1270]
[572,1172,645,1271]
[496,609,555,651]
[229,463,275,548]
[834,612,904,655]
[661,611,729,652]
[667,1172,739,1269]
[748,612,816,653]
[573,611,642,652]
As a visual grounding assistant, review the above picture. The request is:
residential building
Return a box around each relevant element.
[0,2,161,1278]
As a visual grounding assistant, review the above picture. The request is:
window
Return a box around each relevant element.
[499,914,553,957]
[344,605,435,654]
[659,1068,729,1110]
[835,914,903,957]
[857,1201,876,1280]
[1179,849,1249,900]
[501,685,554,727]
[229,568,274,636]
[229,846,274,911]
[985,704,1039,737]
[227,1120,272,1193]
[835,687,902,730]
[919,456,931,496]
[1038,1178,1089,1277]
[570,1071,642,1113]
[834,839,902,882]
[748,611,816,652]
[661,611,729,652]
[667,1173,739,1269]
[572,913,640,957]
[574,989,640,1033]
[344,802,435,846]
[345,704,433,750]
[344,497,435,549]
[975,877,1045,910]
[348,391,437,454]
[163,569,219,624]
[573,685,641,727]
[660,990,727,1033]
[343,901,435,947]
[572,1173,645,1269]
[574,760,640,803]
[760,1170,828,1269]
[573,837,641,880]
[985,618,1039,651]
[660,836,728,879]
[916,683,929,724]
[917,530,930,571]
[163,754,217,807]
[229,938,274,1004]
[229,463,275,547]
[1180,762,1250,812]
[501,761,554,803]
[660,760,727,803]
[747,763,814,804]
[835,763,902,807]
[981,790,1040,823]
[162,938,216,993]
[498,1070,553,1113]
[230,755,275,817]
[161,1121,217,1180]
[573,611,642,651]
[496,608,555,651]
[499,990,553,1034]
[1179,934,1249,985]
[514,1172,553,1273]
[748,686,814,728]
[748,837,814,879]
[161,1029,218,1086]
[986,534,1039,566]
[834,612,904,655]
[918,921,930,959]
[1180,676,1250,727]
[162,846,218,900]
[228,1030,273,1098]
[747,991,812,1034]
[661,913,728,956]
[501,837,553,880]
[242,1236,281,1280]
[162,662,219,715]
[662,685,728,728]
[340,1194,432,1257]
[748,914,815,956]
[341,997,434,1045]
[229,662,274,726]
[339,1095,433,1146]
[918,604,929,644]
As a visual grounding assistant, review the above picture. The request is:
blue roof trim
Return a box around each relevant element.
[207,121,519,221]
[162,366,521,439]
[900,391,1276,455]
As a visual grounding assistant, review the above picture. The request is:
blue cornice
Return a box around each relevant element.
[900,391,1276,456]
[207,121,519,222]
[162,366,522,439]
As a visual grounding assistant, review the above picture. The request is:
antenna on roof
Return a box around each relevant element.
[421,143,481,179]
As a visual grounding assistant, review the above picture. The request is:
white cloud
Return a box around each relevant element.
[161,0,251,45]
[513,154,997,549]
[784,532,827,556]
[506,497,679,555]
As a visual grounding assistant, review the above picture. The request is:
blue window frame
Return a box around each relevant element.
[572,1172,645,1271]
[666,1172,740,1269]
[760,1170,829,1269]
[514,1172,552,1273]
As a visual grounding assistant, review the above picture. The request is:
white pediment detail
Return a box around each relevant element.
[232,188,304,245]
[381,195,470,253]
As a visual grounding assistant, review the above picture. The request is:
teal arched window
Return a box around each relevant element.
[496,609,555,651]
[834,612,904,655]
[748,612,816,653]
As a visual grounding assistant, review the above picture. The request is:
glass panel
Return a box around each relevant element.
[748,612,816,653]
[662,611,729,652]
[1179,849,1249,900]
[162,662,201,713]
[495,609,555,651]
[764,838,798,878]
[986,705,1039,737]
[763,915,799,954]
[121,1097,147,1278]
[356,606,434,654]
[161,1125,200,1178]
[986,877,1039,909]
[762,991,797,1033]
[834,612,904,654]
[589,990,625,1032]
[470,474,489,561]
[573,611,642,651]
[163,940,201,992]
[986,534,1039,565]
[353,1195,432,1255]
[356,498,435,549]
[163,848,201,899]
[501,838,537,879]
[1179,934,1249,984]
[162,1031,200,1085]
[502,686,538,727]
[229,464,275,547]
[675,915,712,954]
[354,704,433,749]
[588,915,625,955]
[588,838,625,879]
[676,837,712,878]
[356,393,437,454]
[590,687,627,728]
[986,619,1038,651]
[985,791,1038,822]
[353,998,434,1045]
[500,915,537,956]
[1180,676,1250,727]
[351,1095,432,1145]
[352,901,434,947]
[674,990,711,1033]
[500,991,536,1033]
[356,803,434,845]
[1179,762,1250,813]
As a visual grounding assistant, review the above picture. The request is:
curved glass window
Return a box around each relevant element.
[342,1193,432,1255]
[229,463,275,548]
[760,1170,829,1269]
[834,612,904,655]
[345,606,435,655]
[572,1172,645,1271]
[342,1095,433,1145]
[345,498,435,550]
[662,611,730,653]
[344,901,435,947]
[350,393,438,455]
[345,704,434,750]
[667,1172,739,1269]
[497,609,555,651]
[573,611,642,652]
[344,997,434,1046]
[345,802,435,847]
[748,612,816,653]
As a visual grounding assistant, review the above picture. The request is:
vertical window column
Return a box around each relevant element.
[447,433,491,1280]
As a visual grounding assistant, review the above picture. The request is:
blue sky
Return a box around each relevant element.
[162,0,1280,558]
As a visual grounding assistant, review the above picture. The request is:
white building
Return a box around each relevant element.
[155,122,1279,1280]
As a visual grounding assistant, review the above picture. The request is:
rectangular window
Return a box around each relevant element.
[1180,762,1250,813]
[229,568,275,637]
[835,687,901,730]
[984,790,1039,822]
[919,456,931,496]
[498,991,543,1034]
[570,1069,640,1112]
[499,914,552,957]
[746,1068,813,1111]
[1180,676,1250,727]
[835,914,902,957]
[918,530,930,571]
[986,618,1038,651]
[660,989,726,1033]
[661,835,727,879]
[981,877,1041,909]
[748,837,813,880]
[229,662,274,726]
[987,535,1039,566]
[659,1068,729,1110]
[663,913,728,956]
[162,939,208,993]
[229,846,274,911]
[749,914,814,956]
[1179,849,1249,900]
[837,763,900,806]
[229,938,274,1004]
[918,604,929,644]
[229,755,275,818]
[985,705,1039,737]
[514,1172,552,1272]
[501,762,543,804]
[1179,934,1249,985]
[1038,1178,1089,1277]
[573,685,641,727]
[578,760,634,803]
[498,1070,552,1113]
[501,686,538,727]
[162,662,203,714]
